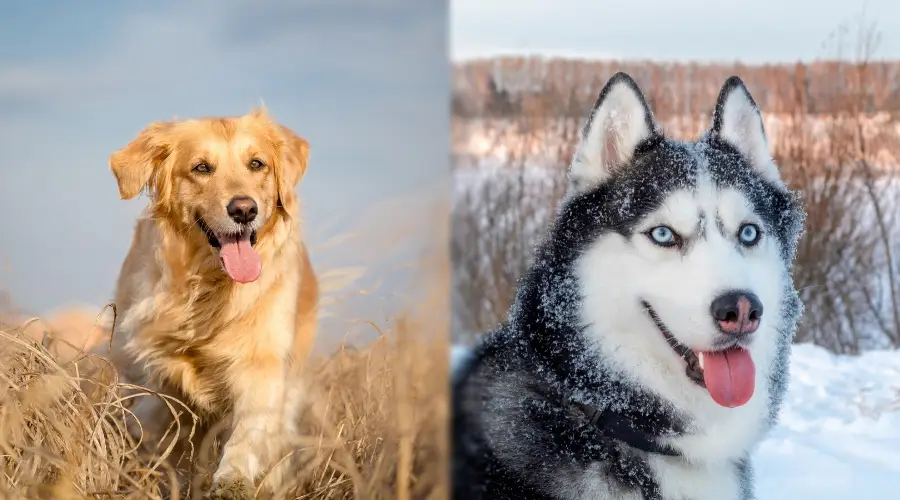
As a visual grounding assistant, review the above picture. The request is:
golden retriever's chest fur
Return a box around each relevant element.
[114,218,303,415]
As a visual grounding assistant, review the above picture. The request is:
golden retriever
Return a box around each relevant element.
[98,107,318,497]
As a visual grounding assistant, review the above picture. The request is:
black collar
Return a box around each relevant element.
[536,384,682,457]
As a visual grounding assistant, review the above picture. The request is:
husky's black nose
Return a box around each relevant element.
[711,291,763,335]
[227,196,258,224]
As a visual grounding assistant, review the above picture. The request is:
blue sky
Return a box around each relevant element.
[452,0,900,62]
[0,0,449,316]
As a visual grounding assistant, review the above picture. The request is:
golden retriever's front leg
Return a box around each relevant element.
[208,359,292,498]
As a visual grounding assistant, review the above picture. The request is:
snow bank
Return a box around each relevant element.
[757,343,900,499]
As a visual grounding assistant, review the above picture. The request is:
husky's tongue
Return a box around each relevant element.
[218,231,261,283]
[699,348,755,408]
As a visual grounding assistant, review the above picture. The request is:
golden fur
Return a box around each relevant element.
[95,108,318,497]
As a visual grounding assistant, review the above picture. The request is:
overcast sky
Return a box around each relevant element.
[0,0,449,317]
[452,0,900,62]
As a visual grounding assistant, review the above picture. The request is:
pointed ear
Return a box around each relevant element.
[708,76,780,183]
[568,72,660,196]
[276,124,310,213]
[109,122,173,200]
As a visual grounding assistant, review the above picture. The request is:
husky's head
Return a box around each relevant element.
[560,73,804,412]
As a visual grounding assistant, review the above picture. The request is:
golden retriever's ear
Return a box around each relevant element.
[109,122,172,200]
[278,124,310,186]
[274,124,309,217]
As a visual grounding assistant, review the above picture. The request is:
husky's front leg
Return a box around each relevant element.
[208,358,293,498]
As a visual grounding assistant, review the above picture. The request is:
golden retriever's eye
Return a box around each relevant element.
[193,162,212,174]
[249,158,265,171]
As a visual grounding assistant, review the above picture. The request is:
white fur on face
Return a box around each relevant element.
[568,82,656,196]
[576,179,786,464]
[716,87,780,184]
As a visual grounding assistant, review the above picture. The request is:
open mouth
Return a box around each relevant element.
[641,300,756,408]
[197,218,262,284]
[197,218,258,249]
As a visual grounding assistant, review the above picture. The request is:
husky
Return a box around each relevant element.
[452,73,805,500]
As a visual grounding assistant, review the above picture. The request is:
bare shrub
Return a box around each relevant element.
[451,103,578,339]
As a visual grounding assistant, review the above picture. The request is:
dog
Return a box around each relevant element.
[452,73,806,499]
[96,107,318,498]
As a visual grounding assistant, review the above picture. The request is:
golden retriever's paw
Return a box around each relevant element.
[205,476,255,500]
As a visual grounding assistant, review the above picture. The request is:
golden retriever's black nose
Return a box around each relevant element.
[227,196,258,224]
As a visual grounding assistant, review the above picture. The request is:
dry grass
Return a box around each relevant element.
[0,276,448,499]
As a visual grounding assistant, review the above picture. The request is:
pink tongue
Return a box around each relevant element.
[701,348,755,408]
[218,232,261,283]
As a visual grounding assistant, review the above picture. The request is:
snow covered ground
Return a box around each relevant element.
[756,343,900,498]
[451,342,900,498]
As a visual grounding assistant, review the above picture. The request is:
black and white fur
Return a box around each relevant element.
[452,73,805,500]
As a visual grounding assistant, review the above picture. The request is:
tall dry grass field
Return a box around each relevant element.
[0,244,449,499]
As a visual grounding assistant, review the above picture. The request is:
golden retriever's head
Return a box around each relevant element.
[109,107,309,284]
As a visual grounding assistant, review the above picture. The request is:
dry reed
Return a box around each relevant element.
[0,268,448,500]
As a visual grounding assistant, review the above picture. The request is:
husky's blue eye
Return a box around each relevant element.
[647,226,680,247]
[651,227,673,242]
[738,223,761,246]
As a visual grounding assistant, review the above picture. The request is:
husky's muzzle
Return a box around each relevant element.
[642,300,706,387]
